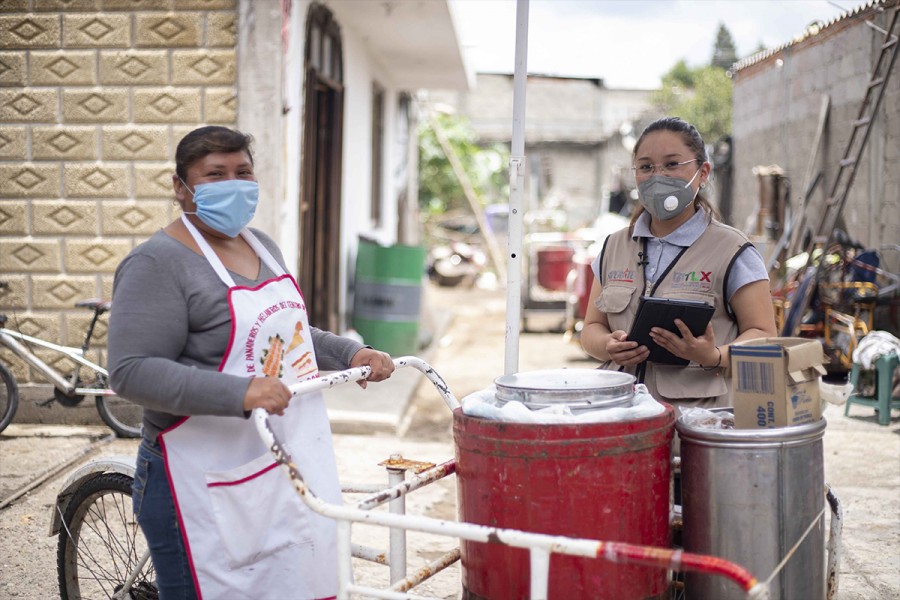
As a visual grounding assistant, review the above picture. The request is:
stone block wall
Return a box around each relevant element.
[0,0,238,384]
[731,5,899,253]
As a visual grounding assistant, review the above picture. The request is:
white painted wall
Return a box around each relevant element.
[239,0,420,329]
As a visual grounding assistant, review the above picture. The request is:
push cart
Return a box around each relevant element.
[52,357,843,600]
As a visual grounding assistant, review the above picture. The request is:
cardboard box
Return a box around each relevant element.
[731,337,827,429]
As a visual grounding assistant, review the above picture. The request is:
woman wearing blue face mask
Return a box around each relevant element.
[582,117,777,416]
[107,126,395,599]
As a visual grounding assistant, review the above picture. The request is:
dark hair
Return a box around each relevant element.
[175,126,255,181]
[629,116,719,226]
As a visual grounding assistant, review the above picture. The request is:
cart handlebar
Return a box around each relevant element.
[276,355,459,413]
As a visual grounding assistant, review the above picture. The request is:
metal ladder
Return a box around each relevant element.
[784,3,900,336]
[807,3,899,254]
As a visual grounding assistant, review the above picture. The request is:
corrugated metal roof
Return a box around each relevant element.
[732,0,889,72]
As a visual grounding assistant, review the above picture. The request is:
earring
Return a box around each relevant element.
[700,182,707,189]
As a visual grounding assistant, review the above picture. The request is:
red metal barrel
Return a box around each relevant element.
[536,246,575,291]
[453,404,675,600]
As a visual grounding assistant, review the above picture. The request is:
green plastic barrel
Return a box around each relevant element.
[352,239,426,356]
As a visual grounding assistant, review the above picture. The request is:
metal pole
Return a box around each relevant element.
[529,547,551,600]
[386,459,408,583]
[505,0,529,375]
[337,520,353,600]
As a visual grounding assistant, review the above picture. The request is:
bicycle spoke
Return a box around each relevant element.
[87,495,132,581]
[71,491,150,597]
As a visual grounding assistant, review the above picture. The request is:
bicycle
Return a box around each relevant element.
[0,281,142,437]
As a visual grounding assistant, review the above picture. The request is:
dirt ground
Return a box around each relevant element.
[1,281,898,599]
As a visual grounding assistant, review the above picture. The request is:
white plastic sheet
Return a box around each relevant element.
[461,383,666,424]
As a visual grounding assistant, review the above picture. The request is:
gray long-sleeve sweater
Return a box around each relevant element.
[108,228,364,443]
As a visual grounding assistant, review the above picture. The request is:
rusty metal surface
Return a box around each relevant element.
[356,460,456,512]
[378,454,437,473]
[826,484,843,600]
[389,548,461,593]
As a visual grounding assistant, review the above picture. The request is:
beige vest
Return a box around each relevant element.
[597,218,752,408]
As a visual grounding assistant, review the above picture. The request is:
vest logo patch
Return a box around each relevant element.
[607,268,635,283]
[671,270,714,292]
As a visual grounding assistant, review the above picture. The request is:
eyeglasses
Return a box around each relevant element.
[632,159,698,177]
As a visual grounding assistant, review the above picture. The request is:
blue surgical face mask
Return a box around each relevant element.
[180,178,259,237]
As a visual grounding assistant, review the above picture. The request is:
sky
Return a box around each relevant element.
[451,0,858,89]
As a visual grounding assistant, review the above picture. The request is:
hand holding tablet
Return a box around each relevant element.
[628,296,715,365]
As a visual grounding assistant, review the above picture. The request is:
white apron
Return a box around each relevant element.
[158,216,340,599]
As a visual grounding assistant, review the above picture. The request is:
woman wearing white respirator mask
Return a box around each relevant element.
[108,126,394,599]
[582,117,776,416]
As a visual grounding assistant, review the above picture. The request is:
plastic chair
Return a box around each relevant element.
[844,352,900,426]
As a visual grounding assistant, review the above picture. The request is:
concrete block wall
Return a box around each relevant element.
[0,0,238,384]
[731,5,899,254]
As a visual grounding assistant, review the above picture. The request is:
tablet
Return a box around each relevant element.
[628,296,715,365]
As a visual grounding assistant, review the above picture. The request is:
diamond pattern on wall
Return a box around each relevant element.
[49,282,78,302]
[13,168,46,190]
[12,244,45,266]
[0,132,10,150]
[49,206,80,227]
[46,57,79,79]
[118,57,150,78]
[15,318,42,338]
[118,206,151,228]
[46,353,73,371]
[0,207,12,228]
[149,94,182,115]
[153,171,171,189]
[11,20,46,42]
[118,132,151,153]
[0,59,12,77]
[82,168,113,190]
[8,94,41,116]
[78,94,112,115]
[191,56,222,77]
[81,245,113,266]
[79,19,114,41]
[150,18,186,41]
[48,132,80,153]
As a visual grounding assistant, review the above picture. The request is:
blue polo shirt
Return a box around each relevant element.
[631,209,768,300]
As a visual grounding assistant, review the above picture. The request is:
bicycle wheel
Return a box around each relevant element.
[0,361,19,434]
[57,472,158,600]
[96,395,143,438]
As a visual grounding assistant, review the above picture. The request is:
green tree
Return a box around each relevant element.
[417,112,508,215]
[711,23,737,71]
[650,28,735,143]
[650,64,732,142]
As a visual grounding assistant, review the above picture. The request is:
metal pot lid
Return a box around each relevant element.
[494,369,635,409]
